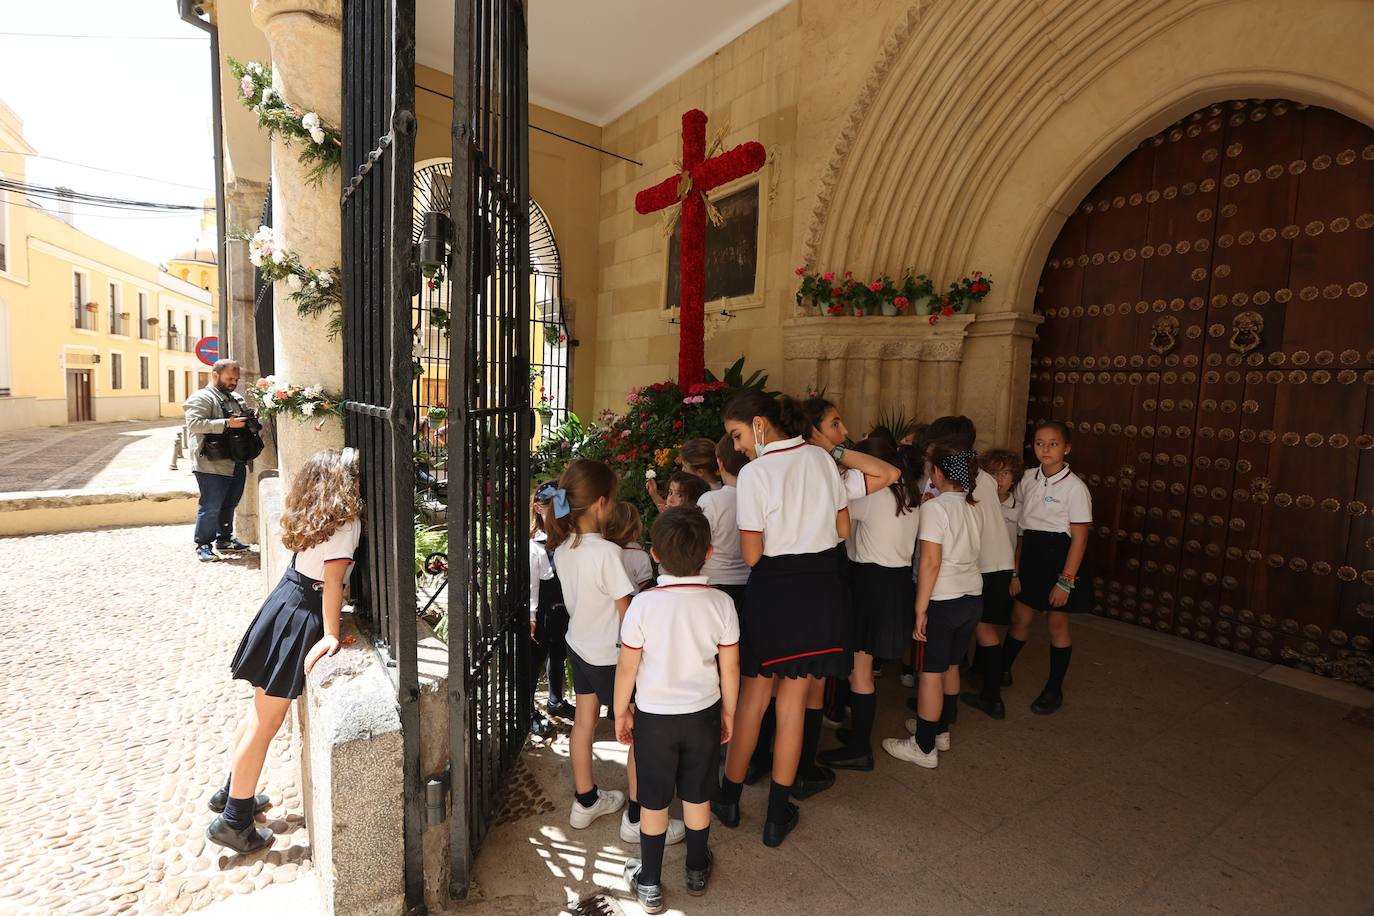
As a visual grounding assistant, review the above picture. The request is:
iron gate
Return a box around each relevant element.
[448,0,532,896]
[340,0,423,910]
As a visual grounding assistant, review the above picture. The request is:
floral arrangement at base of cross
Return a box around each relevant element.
[248,376,345,430]
[533,357,769,525]
[234,225,343,337]
[230,59,341,185]
[795,267,991,324]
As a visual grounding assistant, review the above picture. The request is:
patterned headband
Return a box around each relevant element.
[534,481,571,519]
[936,448,978,493]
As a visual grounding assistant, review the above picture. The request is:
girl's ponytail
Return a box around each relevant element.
[929,443,979,506]
[543,459,617,549]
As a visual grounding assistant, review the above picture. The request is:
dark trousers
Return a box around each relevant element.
[531,603,570,705]
[193,465,247,547]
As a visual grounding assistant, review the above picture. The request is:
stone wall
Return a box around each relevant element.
[594,4,802,409]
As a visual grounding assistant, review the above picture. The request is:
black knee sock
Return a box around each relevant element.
[970,644,987,679]
[627,800,641,824]
[832,678,851,717]
[685,825,710,871]
[638,829,667,887]
[1003,635,1027,673]
[938,694,959,734]
[575,785,599,808]
[800,707,824,776]
[718,776,743,806]
[979,643,1005,702]
[1046,645,1073,692]
[848,690,877,752]
[914,717,940,754]
[751,701,776,765]
[766,780,792,824]
[222,772,232,794]
[222,794,256,831]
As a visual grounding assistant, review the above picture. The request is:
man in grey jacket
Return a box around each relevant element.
[184,359,252,561]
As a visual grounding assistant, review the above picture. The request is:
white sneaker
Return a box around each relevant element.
[900,672,916,688]
[619,810,686,845]
[903,718,951,751]
[882,736,938,769]
[569,788,625,829]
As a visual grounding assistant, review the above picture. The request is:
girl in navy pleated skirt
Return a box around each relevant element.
[206,447,362,854]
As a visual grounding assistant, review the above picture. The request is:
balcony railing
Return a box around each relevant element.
[166,331,181,350]
[74,306,96,331]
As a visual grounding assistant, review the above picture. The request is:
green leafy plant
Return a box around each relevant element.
[871,405,913,440]
[230,58,341,185]
[414,523,448,577]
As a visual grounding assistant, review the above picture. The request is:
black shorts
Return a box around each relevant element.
[1018,530,1095,613]
[568,648,616,707]
[980,570,1014,626]
[715,583,747,617]
[921,594,982,673]
[632,703,722,809]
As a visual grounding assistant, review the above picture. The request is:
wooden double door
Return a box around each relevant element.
[66,369,92,423]
[1028,99,1374,682]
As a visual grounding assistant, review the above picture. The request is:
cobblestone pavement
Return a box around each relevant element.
[0,421,194,494]
[0,525,310,914]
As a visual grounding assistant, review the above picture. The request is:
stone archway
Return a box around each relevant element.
[796,0,1374,448]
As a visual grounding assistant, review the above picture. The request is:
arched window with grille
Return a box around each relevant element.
[411,160,570,497]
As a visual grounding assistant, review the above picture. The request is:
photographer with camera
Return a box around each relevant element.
[184,359,264,562]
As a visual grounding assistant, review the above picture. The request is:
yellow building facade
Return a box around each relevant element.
[0,100,219,432]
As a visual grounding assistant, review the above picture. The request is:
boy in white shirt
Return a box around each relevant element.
[696,434,751,608]
[616,508,740,913]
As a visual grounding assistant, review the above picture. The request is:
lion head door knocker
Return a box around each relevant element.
[1230,310,1264,354]
[1149,316,1180,355]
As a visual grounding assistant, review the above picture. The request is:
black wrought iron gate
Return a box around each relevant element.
[340,0,423,910]
[448,0,532,897]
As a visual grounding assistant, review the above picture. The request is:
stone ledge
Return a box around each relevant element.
[0,486,198,512]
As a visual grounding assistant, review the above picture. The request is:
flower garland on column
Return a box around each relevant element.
[232,225,343,337]
[248,377,346,430]
[230,59,342,185]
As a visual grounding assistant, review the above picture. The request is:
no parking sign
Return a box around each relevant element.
[196,337,219,367]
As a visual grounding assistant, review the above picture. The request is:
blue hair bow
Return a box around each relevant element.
[535,482,571,519]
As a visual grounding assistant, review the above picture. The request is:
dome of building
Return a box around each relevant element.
[170,244,218,265]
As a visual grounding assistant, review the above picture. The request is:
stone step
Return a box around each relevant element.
[0,487,198,536]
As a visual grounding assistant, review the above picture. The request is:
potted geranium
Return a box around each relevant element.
[84,301,98,313]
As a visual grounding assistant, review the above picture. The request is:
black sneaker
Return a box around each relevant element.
[215,538,251,551]
[960,692,1006,720]
[761,802,799,848]
[710,799,740,828]
[545,699,577,721]
[624,860,665,914]
[1030,688,1063,715]
[207,790,272,814]
[530,714,554,738]
[816,745,874,772]
[206,815,272,854]
[685,848,714,896]
[791,767,835,799]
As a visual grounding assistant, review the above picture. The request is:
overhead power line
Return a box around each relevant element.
[0,32,204,41]
[0,177,209,213]
[0,149,212,192]
[5,199,208,221]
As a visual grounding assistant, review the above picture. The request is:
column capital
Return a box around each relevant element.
[250,0,342,32]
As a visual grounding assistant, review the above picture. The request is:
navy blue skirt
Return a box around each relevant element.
[230,567,324,699]
[740,545,847,679]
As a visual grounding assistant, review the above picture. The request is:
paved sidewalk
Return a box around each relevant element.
[464,618,1374,915]
[0,420,194,495]
[0,526,310,914]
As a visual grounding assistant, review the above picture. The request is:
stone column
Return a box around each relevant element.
[251,0,344,487]
[961,311,1044,448]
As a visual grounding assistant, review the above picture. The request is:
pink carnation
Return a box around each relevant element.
[821,272,835,282]
[868,281,883,292]
[240,75,254,99]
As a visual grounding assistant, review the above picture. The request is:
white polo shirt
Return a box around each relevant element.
[553,533,636,666]
[999,493,1020,554]
[737,437,846,557]
[918,491,984,600]
[621,544,655,592]
[620,575,741,715]
[295,518,361,582]
[698,485,751,585]
[1016,465,1093,534]
[972,469,1014,573]
[847,486,920,569]
[529,534,553,623]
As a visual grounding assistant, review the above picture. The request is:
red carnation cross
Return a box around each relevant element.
[635,109,766,390]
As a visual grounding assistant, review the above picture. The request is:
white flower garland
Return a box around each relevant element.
[232,225,342,337]
[230,58,341,185]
